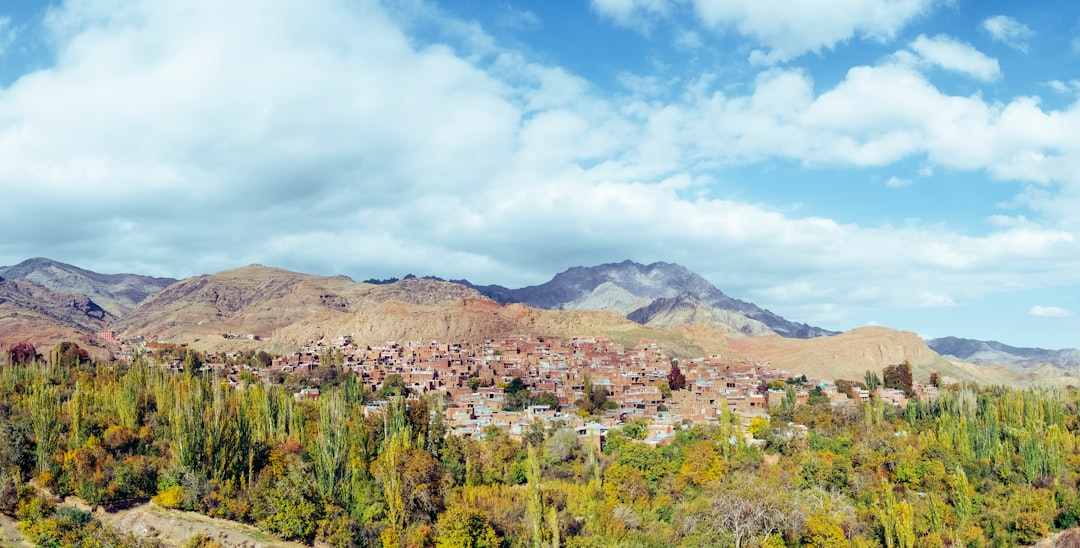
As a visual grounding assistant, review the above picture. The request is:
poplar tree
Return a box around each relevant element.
[29,377,61,476]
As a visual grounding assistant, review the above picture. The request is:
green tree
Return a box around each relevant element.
[381,374,408,398]
[435,505,501,548]
[28,377,62,476]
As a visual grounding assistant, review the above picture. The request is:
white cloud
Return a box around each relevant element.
[981,15,1034,53]
[3,0,1080,336]
[1029,305,1072,318]
[885,176,911,187]
[690,0,938,63]
[0,16,15,56]
[674,28,703,50]
[919,293,955,307]
[590,0,670,30]
[909,34,1001,81]
[496,6,540,30]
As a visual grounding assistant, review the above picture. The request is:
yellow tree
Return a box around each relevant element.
[678,440,725,487]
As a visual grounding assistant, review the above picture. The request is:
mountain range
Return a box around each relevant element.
[457,260,835,338]
[926,336,1080,369]
[0,257,1075,385]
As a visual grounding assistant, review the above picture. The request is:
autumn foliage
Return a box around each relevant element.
[0,343,1078,546]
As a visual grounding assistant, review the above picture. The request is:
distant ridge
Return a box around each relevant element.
[0,257,177,317]
[927,336,1080,369]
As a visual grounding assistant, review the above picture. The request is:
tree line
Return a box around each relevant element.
[1,343,1080,546]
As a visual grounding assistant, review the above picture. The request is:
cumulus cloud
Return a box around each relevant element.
[908,34,1001,81]
[1029,305,1072,318]
[689,0,938,63]
[981,15,1034,53]
[2,0,1080,335]
[885,176,912,187]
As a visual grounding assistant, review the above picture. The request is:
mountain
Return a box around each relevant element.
[0,257,177,317]
[627,293,775,337]
[0,276,117,358]
[927,336,1080,369]
[115,264,486,350]
[2,257,1068,386]
[721,326,970,383]
[462,260,835,338]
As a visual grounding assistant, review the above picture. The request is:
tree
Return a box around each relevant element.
[29,377,62,476]
[803,512,846,547]
[865,370,881,390]
[882,361,915,397]
[6,342,39,364]
[678,440,725,486]
[51,342,90,369]
[505,377,526,396]
[668,362,686,391]
[680,474,799,548]
[435,505,501,548]
[381,374,408,398]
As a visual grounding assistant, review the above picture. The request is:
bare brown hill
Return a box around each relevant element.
[103,264,1034,386]
[0,278,116,360]
[264,298,707,356]
[719,326,974,382]
[116,265,488,350]
[110,265,989,383]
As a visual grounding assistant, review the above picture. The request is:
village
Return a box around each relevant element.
[109,329,942,447]
[256,334,942,446]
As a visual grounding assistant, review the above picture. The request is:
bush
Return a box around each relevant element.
[153,485,185,508]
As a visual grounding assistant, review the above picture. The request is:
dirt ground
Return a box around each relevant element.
[99,503,309,547]
[0,512,31,547]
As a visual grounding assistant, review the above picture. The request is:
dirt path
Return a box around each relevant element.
[0,512,31,547]
[99,503,308,547]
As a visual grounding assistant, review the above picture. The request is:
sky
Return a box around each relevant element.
[1,0,1080,349]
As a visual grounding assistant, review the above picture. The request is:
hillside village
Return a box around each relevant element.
[137,332,943,447]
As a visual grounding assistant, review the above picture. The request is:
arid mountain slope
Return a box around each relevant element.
[928,336,1080,369]
[562,282,653,315]
[462,260,835,338]
[0,257,176,317]
[269,298,709,357]
[116,265,487,348]
[0,277,115,358]
[718,326,973,382]
[0,277,115,332]
[628,293,776,337]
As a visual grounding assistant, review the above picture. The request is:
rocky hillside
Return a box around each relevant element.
[0,277,116,359]
[0,257,1065,387]
[269,298,710,357]
[0,257,176,317]
[721,326,972,383]
[462,260,835,339]
[927,336,1080,369]
[116,265,487,349]
[0,277,115,332]
[627,293,775,337]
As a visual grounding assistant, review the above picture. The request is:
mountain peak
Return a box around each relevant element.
[460,259,834,339]
[0,257,178,318]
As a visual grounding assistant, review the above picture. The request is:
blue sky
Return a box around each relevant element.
[1,0,1080,349]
